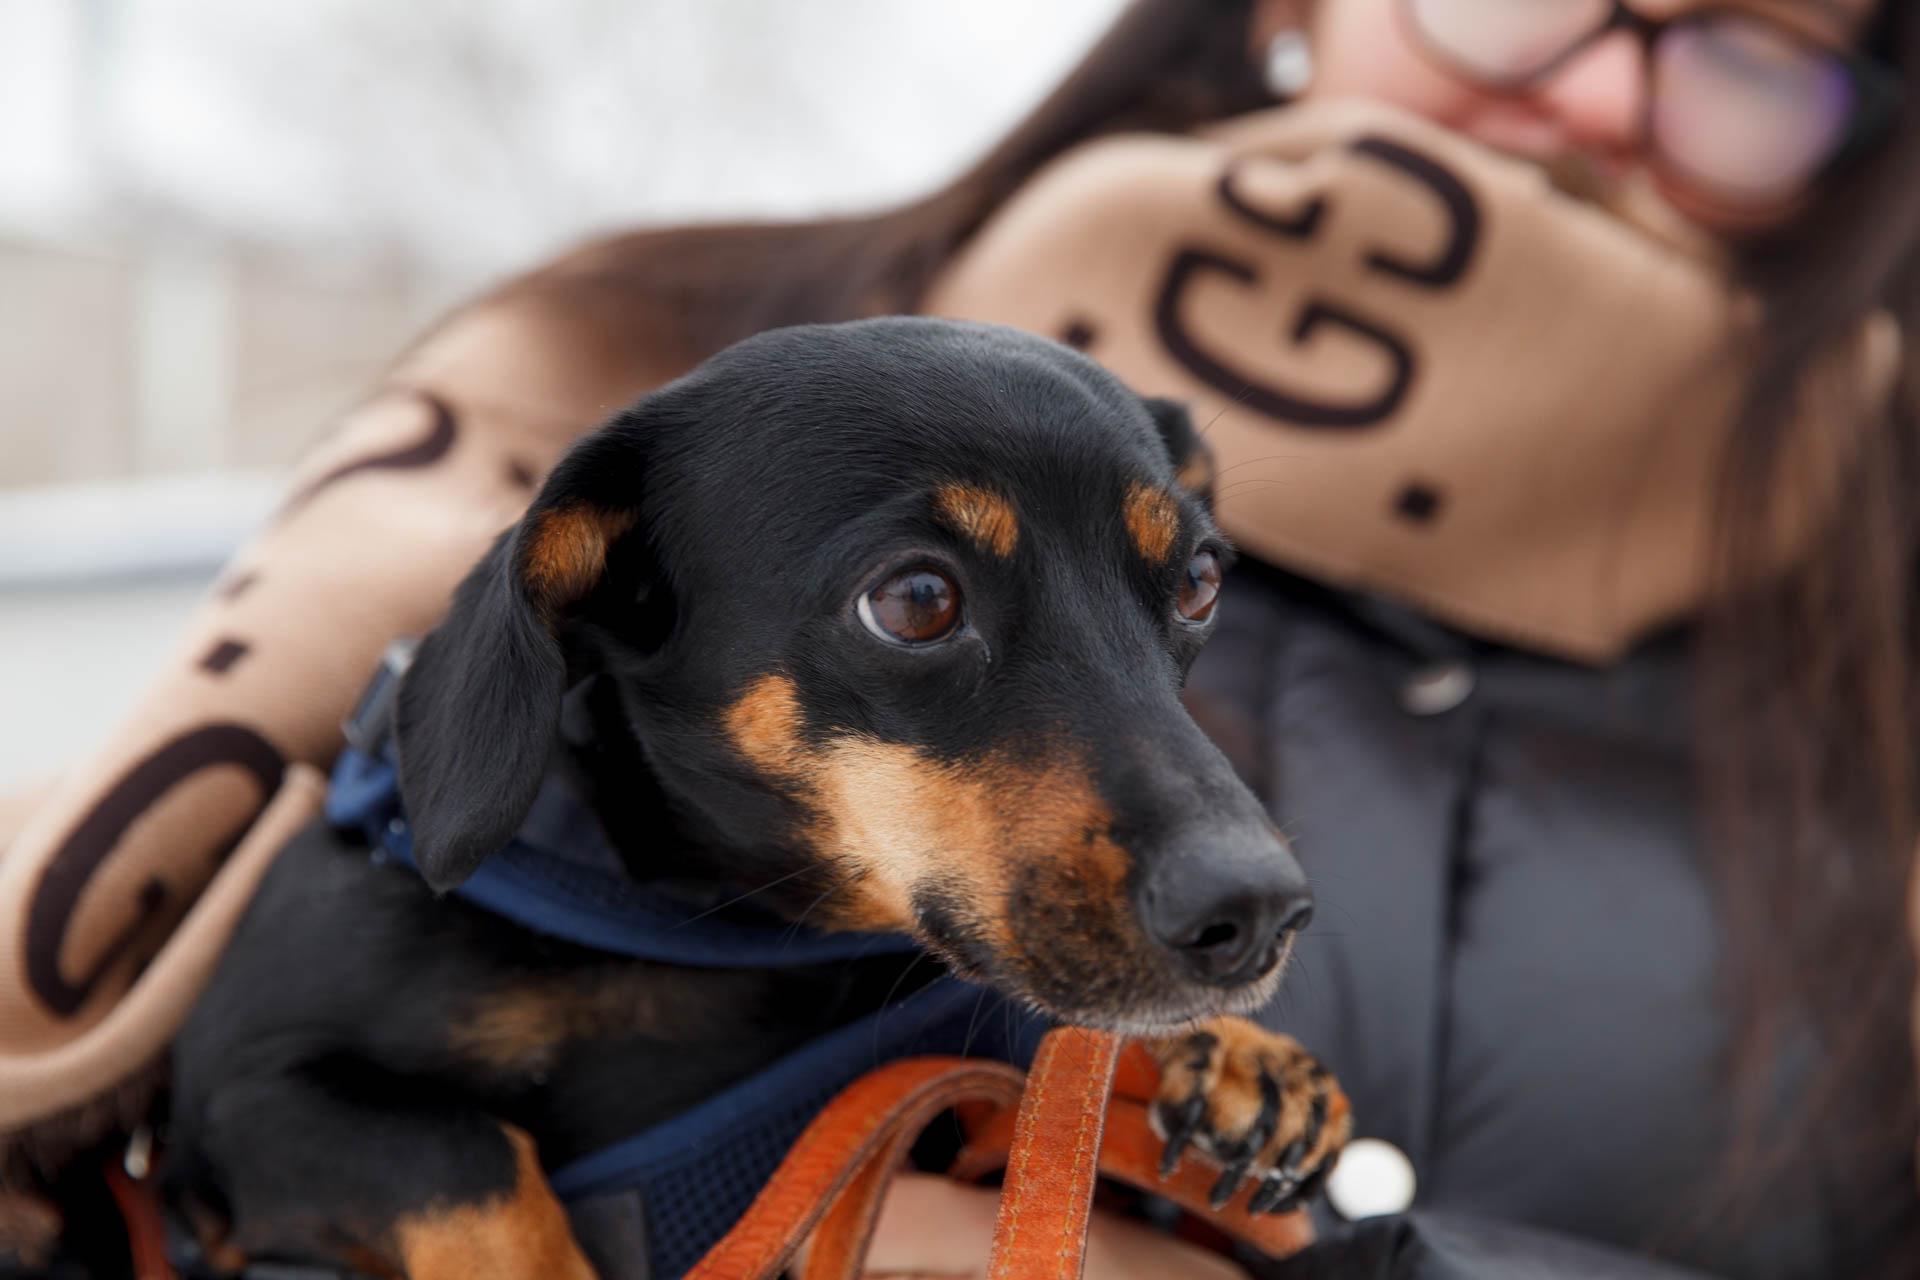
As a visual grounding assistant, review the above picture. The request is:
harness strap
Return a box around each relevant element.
[986,1028,1122,1280]
[796,1110,946,1280]
[104,1160,174,1280]
[685,1056,1026,1280]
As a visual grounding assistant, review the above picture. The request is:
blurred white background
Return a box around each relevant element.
[0,0,1125,786]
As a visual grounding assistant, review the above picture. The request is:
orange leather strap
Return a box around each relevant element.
[986,1028,1123,1280]
[951,1045,1314,1259]
[687,1056,1025,1280]
[103,1162,177,1280]
[797,1118,928,1280]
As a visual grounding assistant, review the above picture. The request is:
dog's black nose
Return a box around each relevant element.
[1140,844,1313,988]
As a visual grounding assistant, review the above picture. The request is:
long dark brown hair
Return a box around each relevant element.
[1699,1,1920,1265]
[513,0,1920,1266]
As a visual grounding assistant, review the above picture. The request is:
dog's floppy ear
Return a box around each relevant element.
[394,422,646,892]
[1144,397,1215,504]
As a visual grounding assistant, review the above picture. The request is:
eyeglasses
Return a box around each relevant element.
[1395,0,1901,212]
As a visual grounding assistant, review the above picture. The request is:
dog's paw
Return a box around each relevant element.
[1147,1017,1350,1214]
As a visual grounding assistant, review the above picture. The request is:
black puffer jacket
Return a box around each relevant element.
[1187,561,1909,1279]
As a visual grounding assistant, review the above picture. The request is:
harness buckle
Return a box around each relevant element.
[341,638,418,759]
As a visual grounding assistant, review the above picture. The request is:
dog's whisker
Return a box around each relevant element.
[1216,472,1308,485]
[1196,387,1255,440]
[1297,886,1360,933]
[1208,453,1315,478]
[669,864,821,928]
[871,952,930,1064]
[1212,480,1307,499]
[959,987,993,1060]
[1286,953,1318,1004]
[876,951,927,1012]
[1214,481,1305,494]
[777,879,849,950]
[902,980,976,1049]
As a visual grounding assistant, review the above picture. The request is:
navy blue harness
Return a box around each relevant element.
[325,652,1046,1278]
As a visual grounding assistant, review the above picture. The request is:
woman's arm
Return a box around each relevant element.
[813,1173,1253,1280]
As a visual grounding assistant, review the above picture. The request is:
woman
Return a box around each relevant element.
[1,1,1913,1276]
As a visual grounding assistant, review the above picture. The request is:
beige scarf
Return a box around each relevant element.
[0,101,1899,1200]
[930,99,1897,660]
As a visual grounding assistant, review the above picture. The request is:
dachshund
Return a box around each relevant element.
[166,317,1350,1278]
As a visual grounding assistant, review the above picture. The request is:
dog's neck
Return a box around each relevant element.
[560,675,820,915]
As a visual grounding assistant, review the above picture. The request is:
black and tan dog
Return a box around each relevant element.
[167,318,1349,1278]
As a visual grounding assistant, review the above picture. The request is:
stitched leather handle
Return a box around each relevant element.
[103,1162,176,1280]
[796,1120,922,1280]
[687,1056,1025,1280]
[986,1028,1122,1280]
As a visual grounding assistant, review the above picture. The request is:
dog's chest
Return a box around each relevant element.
[459,954,932,1167]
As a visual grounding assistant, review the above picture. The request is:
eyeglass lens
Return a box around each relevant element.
[1401,0,1862,204]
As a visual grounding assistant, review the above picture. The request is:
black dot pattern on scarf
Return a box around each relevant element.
[198,639,251,676]
[1394,483,1444,525]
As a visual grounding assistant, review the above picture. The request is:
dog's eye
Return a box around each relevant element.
[859,568,961,645]
[1178,549,1222,624]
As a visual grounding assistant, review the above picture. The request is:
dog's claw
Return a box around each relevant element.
[1259,1142,1337,1215]
[1206,1072,1282,1207]
[1302,1092,1328,1153]
[1247,1170,1298,1215]
[1239,1142,1306,1215]
[1209,1151,1257,1209]
[1146,1018,1351,1218]
[1157,1094,1207,1177]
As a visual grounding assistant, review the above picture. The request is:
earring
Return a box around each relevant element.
[1264,29,1315,97]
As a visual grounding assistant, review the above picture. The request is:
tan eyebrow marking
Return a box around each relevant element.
[935,483,1019,558]
[1123,481,1181,563]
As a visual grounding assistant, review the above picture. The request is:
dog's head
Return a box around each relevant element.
[395,318,1308,1031]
